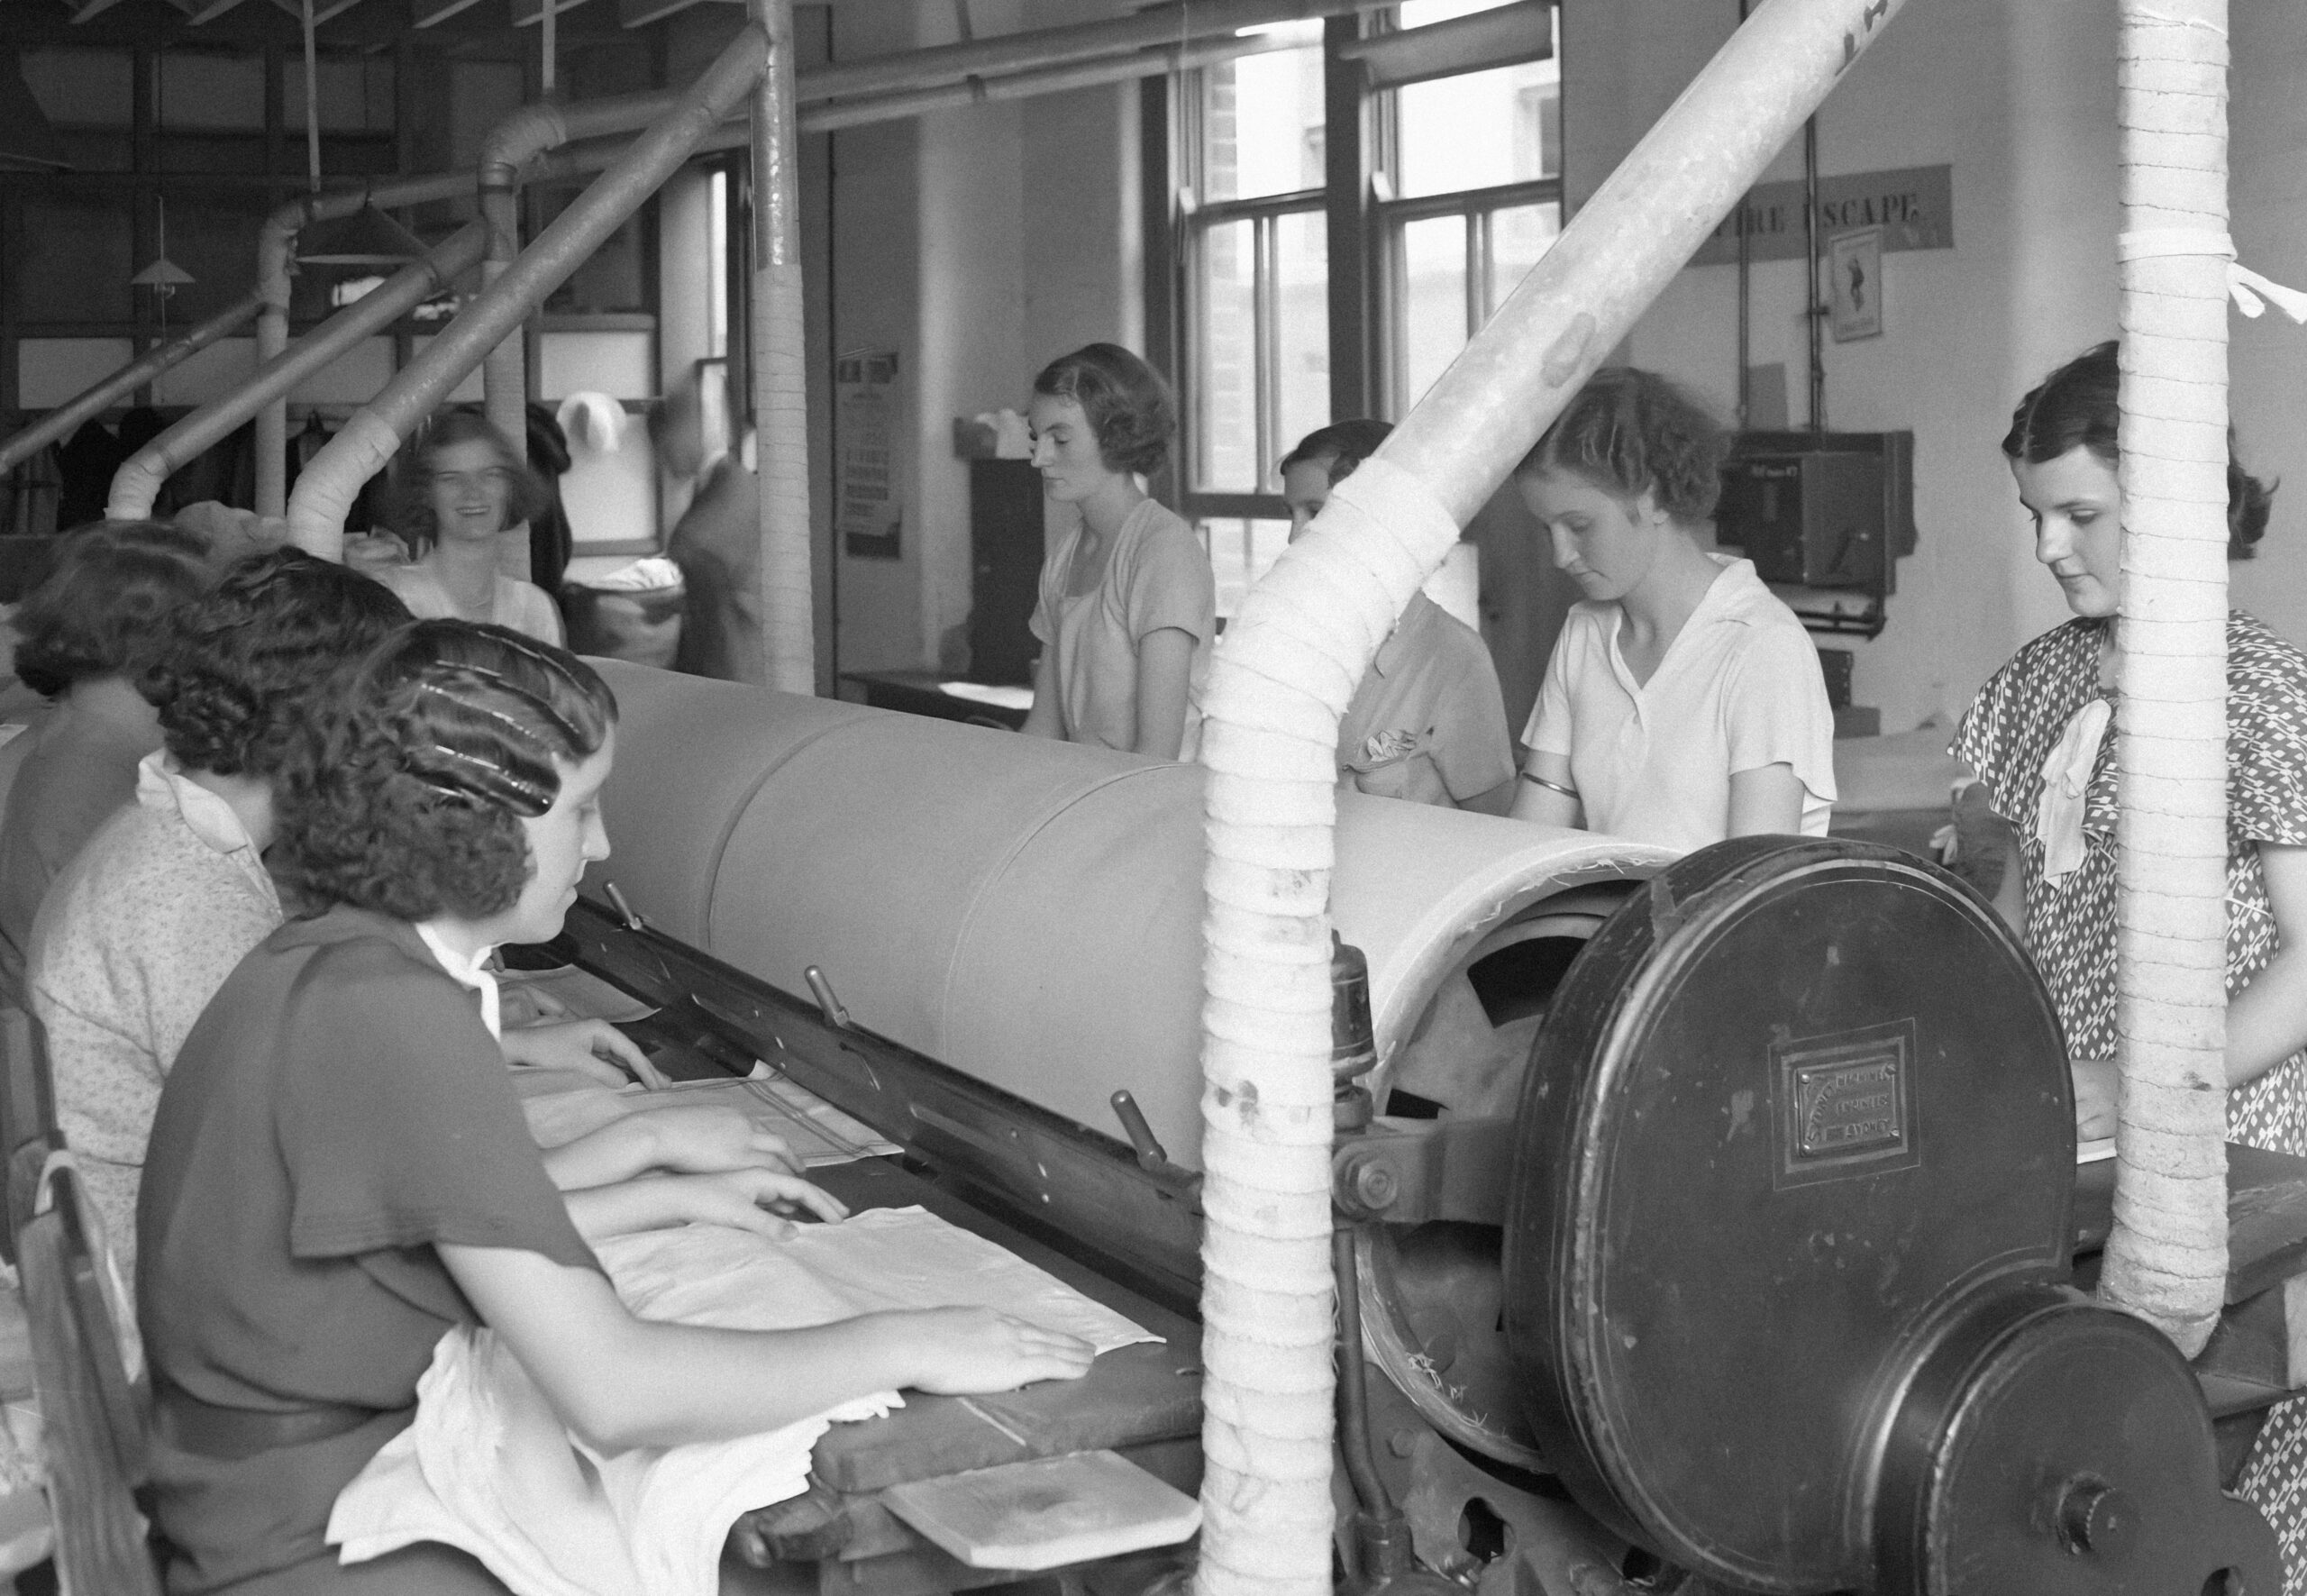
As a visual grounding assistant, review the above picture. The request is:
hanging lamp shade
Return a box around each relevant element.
[131,258,194,289]
[296,205,426,268]
[0,50,71,172]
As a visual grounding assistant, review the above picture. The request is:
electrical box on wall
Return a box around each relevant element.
[1715,431,1915,637]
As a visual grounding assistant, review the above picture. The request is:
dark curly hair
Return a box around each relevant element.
[2004,340,2275,559]
[273,620,616,923]
[13,520,212,700]
[141,550,413,780]
[1031,343,1176,477]
[386,407,552,555]
[1515,368,1730,524]
[1281,419,1393,485]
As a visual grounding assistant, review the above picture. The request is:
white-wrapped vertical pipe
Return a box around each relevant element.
[2100,0,2230,1357]
[1190,0,1914,1587]
[748,0,816,695]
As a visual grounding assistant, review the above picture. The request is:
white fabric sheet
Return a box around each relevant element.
[328,1207,1157,1596]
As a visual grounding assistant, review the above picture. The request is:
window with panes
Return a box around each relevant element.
[1159,1,1560,614]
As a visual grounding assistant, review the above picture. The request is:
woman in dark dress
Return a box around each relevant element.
[138,621,1093,1592]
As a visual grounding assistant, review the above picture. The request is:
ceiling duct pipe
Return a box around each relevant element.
[0,289,263,479]
[253,171,474,516]
[1185,0,1913,1590]
[799,0,1389,105]
[286,24,771,560]
[798,25,1313,134]
[1335,0,1550,90]
[107,223,488,523]
[476,87,685,579]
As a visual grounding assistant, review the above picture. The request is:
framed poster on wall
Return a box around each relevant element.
[1828,228,1884,342]
[837,350,901,559]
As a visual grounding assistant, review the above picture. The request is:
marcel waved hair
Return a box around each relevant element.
[387,407,552,555]
[1032,342,1176,477]
[274,620,616,923]
[14,520,212,699]
[2004,340,2275,558]
[1516,367,1731,524]
[142,549,413,780]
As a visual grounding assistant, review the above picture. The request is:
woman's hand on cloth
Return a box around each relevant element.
[883,1307,1098,1394]
[2071,1056,2118,1141]
[1350,734,1452,806]
[635,1103,802,1178]
[500,983,570,1027]
[562,1167,847,1242]
[503,1018,666,1089]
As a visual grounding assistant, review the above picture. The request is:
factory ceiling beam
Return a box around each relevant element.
[187,0,257,23]
[415,0,488,28]
[1186,0,1913,1591]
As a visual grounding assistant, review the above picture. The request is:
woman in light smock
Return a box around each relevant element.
[1018,344,1214,760]
[1509,368,1836,851]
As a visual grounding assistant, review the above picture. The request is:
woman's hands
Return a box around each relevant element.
[635,1104,804,1177]
[561,1166,847,1243]
[877,1307,1097,1395]
[502,1018,667,1089]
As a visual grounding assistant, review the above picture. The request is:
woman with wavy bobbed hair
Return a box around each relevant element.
[1507,368,1836,850]
[28,550,409,1286]
[0,519,212,988]
[137,621,1091,1594]
[1018,342,1213,758]
[374,407,565,647]
[1950,340,2307,1587]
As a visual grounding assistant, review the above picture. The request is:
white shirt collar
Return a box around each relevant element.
[135,752,279,909]
[415,923,503,1041]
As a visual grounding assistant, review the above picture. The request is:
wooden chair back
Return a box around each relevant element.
[20,1157,159,1595]
[0,1006,59,1265]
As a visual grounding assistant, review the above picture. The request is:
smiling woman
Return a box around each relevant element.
[375,408,567,648]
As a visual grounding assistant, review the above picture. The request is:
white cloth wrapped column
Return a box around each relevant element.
[2099,0,2231,1357]
[1188,5,1917,1584]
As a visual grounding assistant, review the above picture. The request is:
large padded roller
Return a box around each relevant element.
[585,661,1667,1171]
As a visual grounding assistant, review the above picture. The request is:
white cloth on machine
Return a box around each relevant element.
[327,1206,1159,1596]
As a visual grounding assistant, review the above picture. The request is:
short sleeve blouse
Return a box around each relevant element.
[1952,611,2307,1153]
[139,906,597,1589]
[1521,557,1837,853]
[1028,499,1215,752]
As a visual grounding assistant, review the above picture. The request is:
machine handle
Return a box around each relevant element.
[1109,1090,1170,1172]
[804,966,852,1030]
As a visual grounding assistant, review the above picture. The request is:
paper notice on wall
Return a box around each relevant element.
[837,351,901,560]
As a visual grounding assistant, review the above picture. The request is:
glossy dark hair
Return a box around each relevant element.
[388,407,552,555]
[274,620,616,923]
[13,520,212,699]
[1516,368,1730,524]
[142,550,413,780]
[1281,419,1393,485]
[1031,342,1176,477]
[2003,341,2275,558]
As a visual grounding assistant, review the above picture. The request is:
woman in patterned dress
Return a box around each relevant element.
[1952,341,2307,1580]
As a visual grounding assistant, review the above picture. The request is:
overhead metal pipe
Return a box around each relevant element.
[797,27,1311,134]
[286,25,771,559]
[477,87,686,519]
[106,223,488,523]
[1186,0,1915,1591]
[254,170,474,516]
[746,0,813,694]
[0,289,264,479]
[800,0,1388,105]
